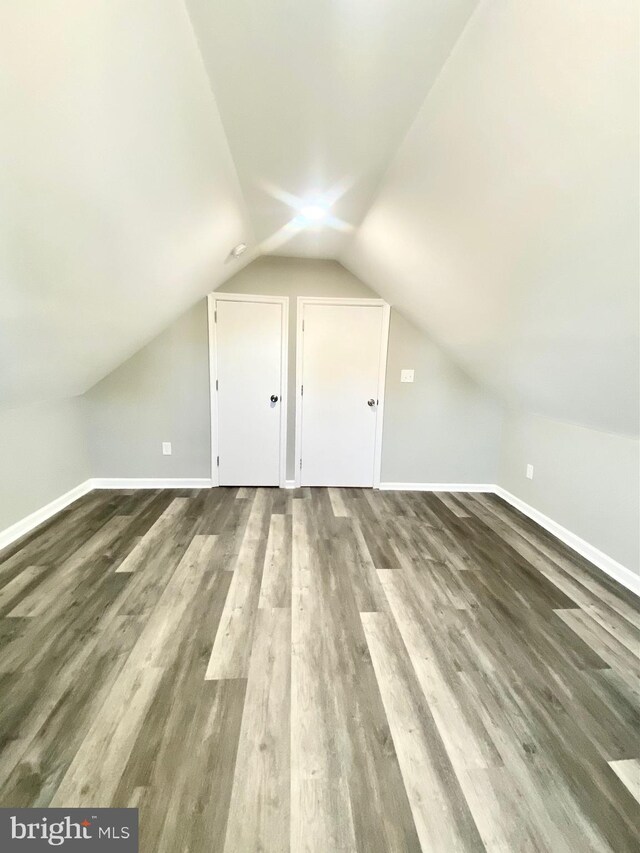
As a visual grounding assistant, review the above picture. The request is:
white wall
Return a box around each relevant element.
[499,410,640,575]
[83,256,503,484]
[0,399,90,533]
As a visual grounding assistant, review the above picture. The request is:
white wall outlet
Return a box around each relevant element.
[400,369,415,383]
[162,442,172,456]
[526,463,534,480]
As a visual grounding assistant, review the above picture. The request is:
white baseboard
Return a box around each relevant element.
[0,477,213,553]
[0,479,94,553]
[379,481,637,596]
[379,482,494,493]
[284,480,297,489]
[90,478,213,489]
[2,478,636,598]
[494,487,640,597]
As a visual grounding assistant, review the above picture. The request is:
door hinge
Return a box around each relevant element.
[302,319,305,332]
[301,384,304,396]
[299,458,302,470]
[216,455,220,467]
[214,310,217,323]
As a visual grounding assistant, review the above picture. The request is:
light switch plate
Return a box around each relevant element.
[400,369,415,383]
[526,464,534,479]
[162,442,172,456]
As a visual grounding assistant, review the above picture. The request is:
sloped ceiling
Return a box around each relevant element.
[0,0,252,405]
[343,0,639,435]
[185,0,479,258]
[2,0,637,438]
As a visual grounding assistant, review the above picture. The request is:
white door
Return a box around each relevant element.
[298,301,388,487]
[212,296,287,486]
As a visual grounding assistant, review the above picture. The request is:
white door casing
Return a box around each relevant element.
[295,297,390,488]
[208,293,288,487]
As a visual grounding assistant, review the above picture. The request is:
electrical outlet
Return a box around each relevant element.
[526,464,534,480]
[162,442,172,456]
[400,369,415,383]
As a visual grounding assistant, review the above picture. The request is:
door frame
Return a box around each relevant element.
[207,292,289,488]
[294,296,390,489]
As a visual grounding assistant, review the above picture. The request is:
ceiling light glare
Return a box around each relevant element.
[299,203,329,224]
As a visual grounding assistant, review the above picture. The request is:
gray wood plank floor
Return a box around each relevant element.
[0,487,638,851]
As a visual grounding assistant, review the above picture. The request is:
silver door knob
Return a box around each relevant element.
[367,398,376,407]
[270,394,279,403]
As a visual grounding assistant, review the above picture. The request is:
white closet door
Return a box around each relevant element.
[214,297,286,486]
[299,302,386,487]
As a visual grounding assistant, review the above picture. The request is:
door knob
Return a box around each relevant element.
[367,398,376,407]
[270,394,279,403]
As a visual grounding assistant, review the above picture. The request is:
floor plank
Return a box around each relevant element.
[223,606,290,852]
[0,487,637,852]
[361,611,485,852]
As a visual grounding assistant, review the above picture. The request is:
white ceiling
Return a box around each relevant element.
[344,0,639,435]
[1,0,637,438]
[185,0,478,258]
[0,0,253,405]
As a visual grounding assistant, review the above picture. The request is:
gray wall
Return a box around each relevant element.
[83,256,503,484]
[499,410,640,574]
[84,302,211,479]
[8,254,636,579]
[0,399,90,532]
[382,310,502,484]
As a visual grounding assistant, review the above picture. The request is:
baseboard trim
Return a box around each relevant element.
[379,482,494,493]
[2,478,636,597]
[379,480,637,595]
[0,479,94,553]
[91,478,214,489]
[284,480,297,489]
[494,487,640,597]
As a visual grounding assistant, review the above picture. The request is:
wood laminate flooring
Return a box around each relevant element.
[0,487,638,851]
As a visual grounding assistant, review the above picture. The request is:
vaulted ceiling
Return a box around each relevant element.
[1,1,638,435]
[344,0,639,435]
[0,0,252,405]
[185,0,479,258]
